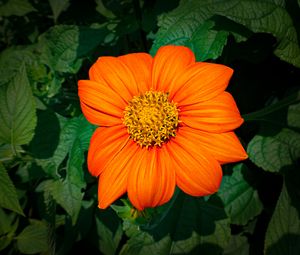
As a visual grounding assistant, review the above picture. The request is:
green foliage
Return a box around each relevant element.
[264,182,300,254]
[37,116,95,224]
[119,192,230,255]
[151,0,300,67]
[0,0,36,17]
[0,208,19,251]
[0,64,37,147]
[16,220,49,254]
[247,98,300,172]
[0,163,23,215]
[218,164,263,225]
[48,0,70,23]
[1,0,300,254]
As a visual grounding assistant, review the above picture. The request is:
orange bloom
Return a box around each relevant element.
[78,45,248,211]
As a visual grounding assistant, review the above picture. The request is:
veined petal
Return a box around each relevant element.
[118,53,153,94]
[127,146,176,211]
[179,92,244,133]
[167,133,222,196]
[89,56,139,101]
[170,62,233,105]
[87,125,129,177]
[80,102,122,126]
[178,127,248,164]
[78,80,125,126]
[152,45,195,91]
[98,141,140,209]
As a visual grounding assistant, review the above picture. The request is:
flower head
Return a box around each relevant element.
[78,45,248,211]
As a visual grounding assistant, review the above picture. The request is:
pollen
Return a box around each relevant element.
[123,91,179,148]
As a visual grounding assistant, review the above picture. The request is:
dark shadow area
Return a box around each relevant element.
[27,109,60,159]
[265,233,300,255]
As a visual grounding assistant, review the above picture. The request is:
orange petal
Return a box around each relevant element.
[87,125,129,177]
[171,62,233,105]
[127,146,176,211]
[78,80,125,126]
[98,140,140,209]
[118,53,153,94]
[80,102,122,126]
[166,133,222,196]
[178,127,248,164]
[152,45,195,91]
[89,56,138,102]
[179,92,244,133]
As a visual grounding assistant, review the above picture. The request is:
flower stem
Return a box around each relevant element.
[242,91,300,121]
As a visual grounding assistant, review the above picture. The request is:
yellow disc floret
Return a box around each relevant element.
[123,91,179,148]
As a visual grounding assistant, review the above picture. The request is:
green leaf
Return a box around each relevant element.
[0,163,23,215]
[264,182,300,254]
[0,64,37,147]
[0,46,35,87]
[38,25,110,73]
[287,102,300,129]
[247,97,300,172]
[95,0,116,19]
[218,164,263,225]
[37,116,94,224]
[48,180,84,225]
[151,0,300,67]
[121,193,230,255]
[223,234,249,255]
[16,220,49,254]
[96,216,123,255]
[0,208,19,251]
[51,115,93,173]
[247,128,300,172]
[186,20,229,61]
[48,0,70,23]
[0,0,36,17]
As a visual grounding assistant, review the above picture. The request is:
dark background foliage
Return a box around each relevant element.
[0,0,300,254]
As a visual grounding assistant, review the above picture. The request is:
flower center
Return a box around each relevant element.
[123,91,179,148]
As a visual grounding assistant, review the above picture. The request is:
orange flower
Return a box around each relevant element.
[78,45,248,211]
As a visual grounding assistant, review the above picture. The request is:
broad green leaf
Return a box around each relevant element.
[38,25,110,73]
[96,216,123,255]
[121,192,230,255]
[247,128,300,172]
[223,234,249,255]
[0,64,37,146]
[48,0,70,23]
[0,46,36,87]
[51,115,93,172]
[0,208,19,251]
[218,164,263,225]
[48,180,84,225]
[0,163,23,215]
[16,220,49,254]
[37,116,94,224]
[247,97,300,172]
[264,182,300,254]
[186,20,229,61]
[0,0,36,17]
[151,0,300,67]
